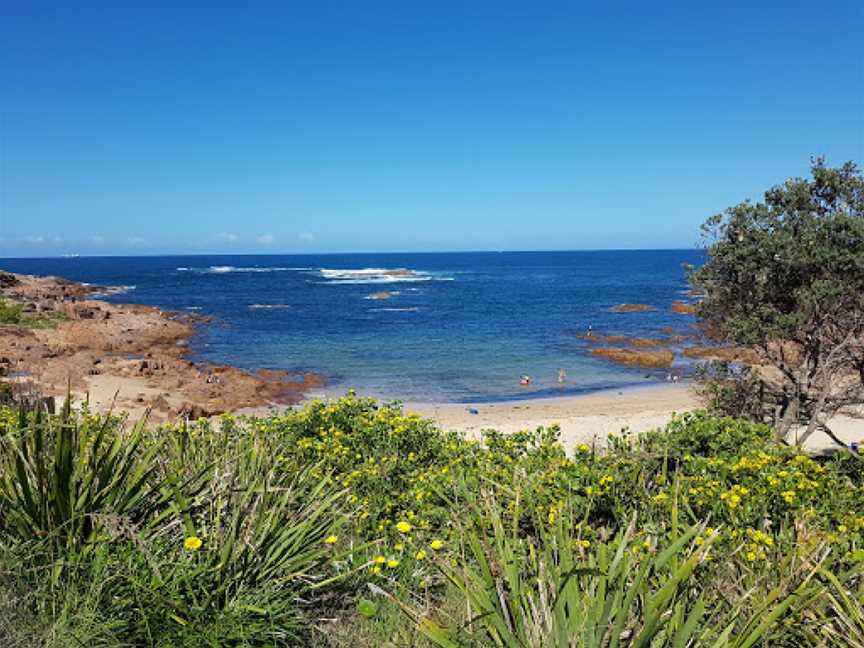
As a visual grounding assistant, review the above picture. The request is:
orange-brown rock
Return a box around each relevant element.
[671,301,697,315]
[631,338,667,348]
[368,291,394,300]
[0,270,326,421]
[612,303,652,313]
[577,333,631,344]
[683,346,760,364]
[590,347,674,369]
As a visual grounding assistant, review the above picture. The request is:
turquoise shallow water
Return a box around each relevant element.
[0,250,703,402]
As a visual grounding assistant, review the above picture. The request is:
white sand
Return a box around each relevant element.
[406,383,863,454]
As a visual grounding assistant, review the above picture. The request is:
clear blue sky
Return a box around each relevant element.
[1,1,862,257]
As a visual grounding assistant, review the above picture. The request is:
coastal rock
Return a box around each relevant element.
[683,346,760,364]
[671,301,697,315]
[612,303,652,313]
[368,291,394,300]
[578,333,631,344]
[0,272,19,289]
[590,347,674,369]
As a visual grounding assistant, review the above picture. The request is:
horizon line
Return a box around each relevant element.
[0,246,705,261]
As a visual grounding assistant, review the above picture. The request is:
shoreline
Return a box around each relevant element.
[405,382,700,450]
[0,270,325,419]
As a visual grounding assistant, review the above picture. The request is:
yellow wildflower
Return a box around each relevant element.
[324,535,338,545]
[387,559,400,568]
[430,539,444,550]
[396,521,413,534]
[184,536,202,551]
[415,550,427,560]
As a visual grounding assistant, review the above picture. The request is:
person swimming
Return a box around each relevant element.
[520,374,532,386]
[557,368,567,383]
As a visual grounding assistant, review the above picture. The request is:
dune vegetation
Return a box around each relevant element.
[0,393,861,647]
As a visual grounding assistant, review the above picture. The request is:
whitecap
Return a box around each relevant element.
[368,307,420,312]
[248,303,291,310]
[318,267,452,284]
[91,285,136,297]
[178,266,293,274]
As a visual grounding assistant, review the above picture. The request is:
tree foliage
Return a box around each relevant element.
[691,158,864,443]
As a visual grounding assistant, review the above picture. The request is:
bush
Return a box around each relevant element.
[0,299,23,324]
[0,394,861,645]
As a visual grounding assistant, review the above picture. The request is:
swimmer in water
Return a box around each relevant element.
[520,374,532,386]
[558,368,567,383]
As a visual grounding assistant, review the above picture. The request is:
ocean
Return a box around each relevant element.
[0,250,703,402]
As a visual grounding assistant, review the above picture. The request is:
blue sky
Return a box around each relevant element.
[1,1,862,257]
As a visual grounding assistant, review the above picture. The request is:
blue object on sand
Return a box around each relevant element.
[468,408,479,415]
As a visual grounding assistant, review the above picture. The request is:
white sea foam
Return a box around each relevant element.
[368,307,420,312]
[248,303,291,310]
[91,285,136,297]
[177,266,294,274]
[318,267,452,284]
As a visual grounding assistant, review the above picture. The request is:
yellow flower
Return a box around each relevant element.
[584,486,594,496]
[415,550,427,560]
[370,565,382,575]
[576,443,590,453]
[395,521,413,534]
[781,490,796,504]
[745,551,757,562]
[430,539,444,551]
[324,535,338,545]
[653,492,669,504]
[184,536,202,551]
[387,559,400,568]
[374,555,386,564]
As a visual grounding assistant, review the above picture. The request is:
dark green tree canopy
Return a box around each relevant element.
[691,159,864,442]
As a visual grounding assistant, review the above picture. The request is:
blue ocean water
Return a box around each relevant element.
[0,250,703,402]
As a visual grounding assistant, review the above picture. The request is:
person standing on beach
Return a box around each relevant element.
[558,368,567,383]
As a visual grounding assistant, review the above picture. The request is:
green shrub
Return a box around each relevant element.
[0,299,23,324]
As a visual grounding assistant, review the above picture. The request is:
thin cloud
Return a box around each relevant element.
[256,234,275,245]
[216,232,239,243]
[127,236,147,245]
[90,235,106,244]
[298,232,316,243]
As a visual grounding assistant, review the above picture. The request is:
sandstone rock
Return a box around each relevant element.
[671,301,697,315]
[590,347,674,368]
[612,303,652,313]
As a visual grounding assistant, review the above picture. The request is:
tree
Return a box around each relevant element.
[690,159,864,445]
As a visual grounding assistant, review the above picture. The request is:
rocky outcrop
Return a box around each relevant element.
[612,303,652,313]
[671,301,697,315]
[368,291,394,300]
[590,347,674,368]
[683,346,760,364]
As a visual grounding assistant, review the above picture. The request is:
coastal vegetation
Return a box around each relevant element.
[691,159,864,444]
[0,394,861,646]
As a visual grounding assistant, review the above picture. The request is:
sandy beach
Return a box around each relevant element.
[406,383,862,454]
[407,383,699,449]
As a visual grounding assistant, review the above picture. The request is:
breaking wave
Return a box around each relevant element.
[177,266,304,274]
[368,307,421,312]
[318,268,452,284]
